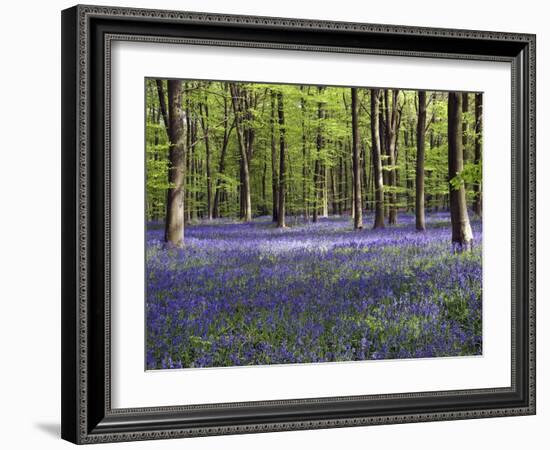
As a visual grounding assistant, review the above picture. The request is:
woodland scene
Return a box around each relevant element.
[145,79,483,369]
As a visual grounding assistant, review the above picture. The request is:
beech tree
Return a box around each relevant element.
[270,90,279,222]
[370,89,385,229]
[415,91,427,231]
[383,89,401,225]
[156,79,186,247]
[313,87,325,223]
[277,91,287,228]
[198,88,213,220]
[473,93,483,216]
[229,83,252,222]
[351,87,363,229]
[448,92,473,251]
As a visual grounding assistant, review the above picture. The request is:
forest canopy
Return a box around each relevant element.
[146,79,482,251]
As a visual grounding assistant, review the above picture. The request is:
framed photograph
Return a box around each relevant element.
[61,4,536,444]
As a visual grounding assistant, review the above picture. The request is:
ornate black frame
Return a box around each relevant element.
[61,4,536,444]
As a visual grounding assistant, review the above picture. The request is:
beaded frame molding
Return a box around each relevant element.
[61,4,536,444]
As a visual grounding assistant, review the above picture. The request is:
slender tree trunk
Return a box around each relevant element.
[448,92,473,252]
[191,119,199,221]
[462,92,470,196]
[351,88,363,229]
[270,91,279,222]
[404,137,410,212]
[384,89,400,225]
[313,89,325,222]
[277,92,287,228]
[462,92,469,161]
[343,150,349,213]
[184,92,192,223]
[299,86,309,220]
[362,142,369,211]
[330,167,338,215]
[322,165,329,217]
[473,93,483,217]
[416,91,427,231]
[162,80,186,247]
[371,89,385,229]
[199,96,213,220]
[229,83,252,222]
[338,154,344,215]
[212,93,233,218]
[368,144,374,212]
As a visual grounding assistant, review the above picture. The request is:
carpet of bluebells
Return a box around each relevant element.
[146,211,482,369]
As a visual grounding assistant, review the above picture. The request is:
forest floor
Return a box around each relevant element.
[145,211,482,369]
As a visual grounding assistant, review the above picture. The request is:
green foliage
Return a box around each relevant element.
[145,80,482,221]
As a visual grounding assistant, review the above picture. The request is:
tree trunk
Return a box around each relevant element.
[301,93,309,221]
[371,89,385,229]
[331,167,338,215]
[362,142,369,211]
[351,88,363,229]
[191,119,199,221]
[448,92,473,252]
[199,95,213,220]
[416,91,427,231]
[277,92,287,228]
[322,165,329,217]
[384,89,400,225]
[184,92,192,223]
[313,88,325,222]
[212,89,233,218]
[229,83,252,222]
[163,80,186,247]
[338,154,344,215]
[270,90,279,222]
[462,92,469,161]
[473,93,483,217]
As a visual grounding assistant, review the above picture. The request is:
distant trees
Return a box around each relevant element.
[146,80,483,250]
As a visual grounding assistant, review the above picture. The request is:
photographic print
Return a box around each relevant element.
[145,79,483,370]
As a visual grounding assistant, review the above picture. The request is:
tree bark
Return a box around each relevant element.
[301,88,309,221]
[448,92,473,252]
[415,91,427,231]
[384,89,400,225]
[473,93,483,217]
[370,89,385,229]
[270,90,279,222]
[351,88,363,229]
[163,80,186,247]
[229,83,252,222]
[322,165,329,218]
[276,92,287,228]
[338,154,344,215]
[313,88,325,222]
[462,92,469,161]
[212,87,233,218]
[330,167,338,215]
[199,94,213,220]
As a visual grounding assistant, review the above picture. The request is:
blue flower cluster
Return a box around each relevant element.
[146,212,482,369]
